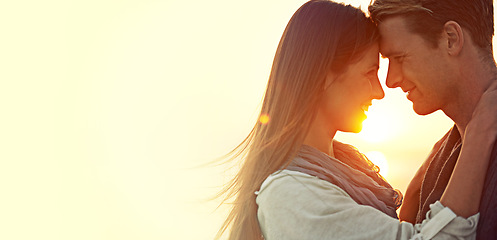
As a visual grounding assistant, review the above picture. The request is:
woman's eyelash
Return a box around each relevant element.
[368,68,379,75]
[393,55,406,62]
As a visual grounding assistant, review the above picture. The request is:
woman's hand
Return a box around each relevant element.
[440,79,497,218]
[466,79,497,137]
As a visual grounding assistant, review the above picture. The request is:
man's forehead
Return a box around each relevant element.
[379,40,400,58]
[378,15,410,33]
[378,35,398,58]
[377,16,410,57]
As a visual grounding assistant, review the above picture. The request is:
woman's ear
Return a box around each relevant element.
[443,21,464,56]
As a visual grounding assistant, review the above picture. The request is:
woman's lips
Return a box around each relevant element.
[361,102,372,112]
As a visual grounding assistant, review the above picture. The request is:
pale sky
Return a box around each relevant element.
[2,0,489,239]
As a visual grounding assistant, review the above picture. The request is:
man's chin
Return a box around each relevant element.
[412,104,437,116]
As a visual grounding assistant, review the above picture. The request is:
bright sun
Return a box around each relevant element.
[365,151,389,178]
[358,106,400,143]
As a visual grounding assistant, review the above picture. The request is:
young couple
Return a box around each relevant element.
[218,0,497,239]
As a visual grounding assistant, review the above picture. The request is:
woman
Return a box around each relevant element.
[217,0,497,239]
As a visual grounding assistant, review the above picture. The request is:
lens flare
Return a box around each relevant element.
[259,114,270,125]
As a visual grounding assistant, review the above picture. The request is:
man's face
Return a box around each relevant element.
[378,16,455,115]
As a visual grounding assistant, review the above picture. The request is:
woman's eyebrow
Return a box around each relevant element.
[380,49,403,59]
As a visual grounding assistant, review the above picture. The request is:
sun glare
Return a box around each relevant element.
[365,151,389,178]
[358,107,400,143]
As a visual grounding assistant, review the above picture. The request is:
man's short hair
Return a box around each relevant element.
[369,0,494,53]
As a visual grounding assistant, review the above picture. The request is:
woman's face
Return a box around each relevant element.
[319,43,384,133]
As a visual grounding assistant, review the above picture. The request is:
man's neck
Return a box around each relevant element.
[447,60,497,138]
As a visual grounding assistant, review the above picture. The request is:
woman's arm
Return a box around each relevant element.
[256,170,478,240]
[440,82,497,218]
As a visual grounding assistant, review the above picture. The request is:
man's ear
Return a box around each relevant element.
[443,21,464,56]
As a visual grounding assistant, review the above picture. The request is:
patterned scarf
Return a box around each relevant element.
[286,145,402,218]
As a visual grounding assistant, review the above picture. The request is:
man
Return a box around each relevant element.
[369,0,497,239]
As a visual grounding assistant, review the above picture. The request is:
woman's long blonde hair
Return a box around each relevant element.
[217,1,380,239]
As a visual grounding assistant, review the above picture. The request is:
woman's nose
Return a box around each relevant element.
[371,76,385,100]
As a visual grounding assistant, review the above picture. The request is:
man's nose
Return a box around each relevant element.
[385,60,402,88]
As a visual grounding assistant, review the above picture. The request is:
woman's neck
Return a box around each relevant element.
[303,119,336,157]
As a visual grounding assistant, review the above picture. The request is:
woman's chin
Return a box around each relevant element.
[349,116,366,133]
[336,115,366,134]
[349,126,363,133]
[340,122,364,134]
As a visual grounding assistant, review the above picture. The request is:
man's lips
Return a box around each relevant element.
[402,86,415,93]
[402,87,416,100]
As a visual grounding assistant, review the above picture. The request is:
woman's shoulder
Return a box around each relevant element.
[255,170,402,239]
[255,169,351,204]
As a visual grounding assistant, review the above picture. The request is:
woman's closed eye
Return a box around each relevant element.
[392,54,406,63]
[366,68,379,78]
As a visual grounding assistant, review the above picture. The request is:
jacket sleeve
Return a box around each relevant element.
[256,171,478,240]
[476,139,497,239]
